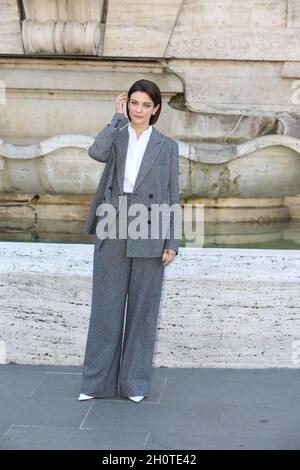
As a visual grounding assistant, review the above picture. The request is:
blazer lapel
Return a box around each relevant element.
[115,125,163,194]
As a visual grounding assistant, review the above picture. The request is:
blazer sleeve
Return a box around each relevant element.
[88,112,129,163]
[163,140,181,255]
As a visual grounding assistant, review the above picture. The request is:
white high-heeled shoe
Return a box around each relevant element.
[128,396,144,403]
[78,393,95,401]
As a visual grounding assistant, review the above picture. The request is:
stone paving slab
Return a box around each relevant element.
[0,364,299,450]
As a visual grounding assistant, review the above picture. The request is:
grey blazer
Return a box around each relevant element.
[84,112,181,257]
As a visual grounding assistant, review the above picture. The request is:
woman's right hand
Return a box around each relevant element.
[115,92,128,115]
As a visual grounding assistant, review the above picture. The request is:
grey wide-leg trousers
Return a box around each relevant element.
[79,195,166,398]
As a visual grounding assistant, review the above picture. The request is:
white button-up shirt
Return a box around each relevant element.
[123,122,153,193]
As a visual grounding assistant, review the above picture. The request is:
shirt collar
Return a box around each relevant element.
[128,122,152,138]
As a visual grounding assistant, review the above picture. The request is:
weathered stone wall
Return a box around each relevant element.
[1,1,300,115]
[0,242,299,368]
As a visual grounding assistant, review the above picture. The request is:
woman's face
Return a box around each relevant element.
[128,91,159,126]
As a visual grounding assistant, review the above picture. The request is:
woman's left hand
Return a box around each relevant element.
[162,248,177,267]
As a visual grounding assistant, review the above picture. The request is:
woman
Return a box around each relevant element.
[78,79,180,403]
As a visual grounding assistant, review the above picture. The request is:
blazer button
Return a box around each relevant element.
[148,207,151,211]
[149,193,153,198]
[109,185,113,190]
[147,220,151,224]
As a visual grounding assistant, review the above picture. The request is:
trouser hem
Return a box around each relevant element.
[80,387,119,398]
[118,387,150,397]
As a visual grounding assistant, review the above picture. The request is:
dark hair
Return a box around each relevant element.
[126,79,162,125]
